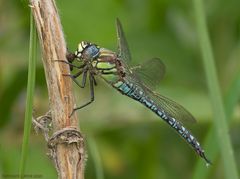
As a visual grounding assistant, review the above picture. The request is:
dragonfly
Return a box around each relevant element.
[60,18,211,165]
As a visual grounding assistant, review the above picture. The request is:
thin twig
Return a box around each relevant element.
[29,0,85,178]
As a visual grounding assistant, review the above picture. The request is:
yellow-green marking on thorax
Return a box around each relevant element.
[95,58,120,84]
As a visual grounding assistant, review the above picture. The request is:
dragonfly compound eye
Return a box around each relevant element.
[82,44,100,60]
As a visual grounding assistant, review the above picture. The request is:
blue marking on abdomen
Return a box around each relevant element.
[118,82,131,94]
[115,81,207,162]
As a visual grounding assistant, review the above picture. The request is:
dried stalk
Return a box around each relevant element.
[30,0,85,178]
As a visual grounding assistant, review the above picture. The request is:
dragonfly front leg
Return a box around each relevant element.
[64,70,82,87]
[56,60,86,70]
[70,72,95,116]
[63,66,88,88]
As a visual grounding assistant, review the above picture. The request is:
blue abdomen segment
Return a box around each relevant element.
[114,80,209,162]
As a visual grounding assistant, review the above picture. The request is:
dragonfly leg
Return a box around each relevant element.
[70,72,95,116]
[63,68,88,88]
[55,60,86,69]
[80,70,88,88]
[92,75,97,86]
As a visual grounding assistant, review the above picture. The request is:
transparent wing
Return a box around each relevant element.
[131,58,166,90]
[116,19,195,124]
[116,18,132,63]
[146,89,197,123]
[126,75,197,124]
[116,18,165,91]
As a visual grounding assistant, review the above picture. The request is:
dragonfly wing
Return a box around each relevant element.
[116,18,132,63]
[116,20,195,124]
[145,86,197,124]
[116,19,165,88]
[126,74,196,124]
[131,58,166,90]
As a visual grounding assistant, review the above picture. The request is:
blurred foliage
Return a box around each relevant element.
[0,0,239,179]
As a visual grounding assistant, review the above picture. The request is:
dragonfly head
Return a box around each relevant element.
[75,41,100,61]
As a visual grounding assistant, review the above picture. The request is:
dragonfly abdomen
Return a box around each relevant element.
[113,80,210,163]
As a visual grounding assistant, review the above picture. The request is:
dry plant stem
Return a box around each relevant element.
[29,0,85,178]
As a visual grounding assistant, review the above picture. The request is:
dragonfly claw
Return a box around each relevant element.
[68,109,75,118]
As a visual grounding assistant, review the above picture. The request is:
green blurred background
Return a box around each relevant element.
[0,0,240,179]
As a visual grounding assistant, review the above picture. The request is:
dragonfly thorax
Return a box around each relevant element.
[75,41,100,61]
